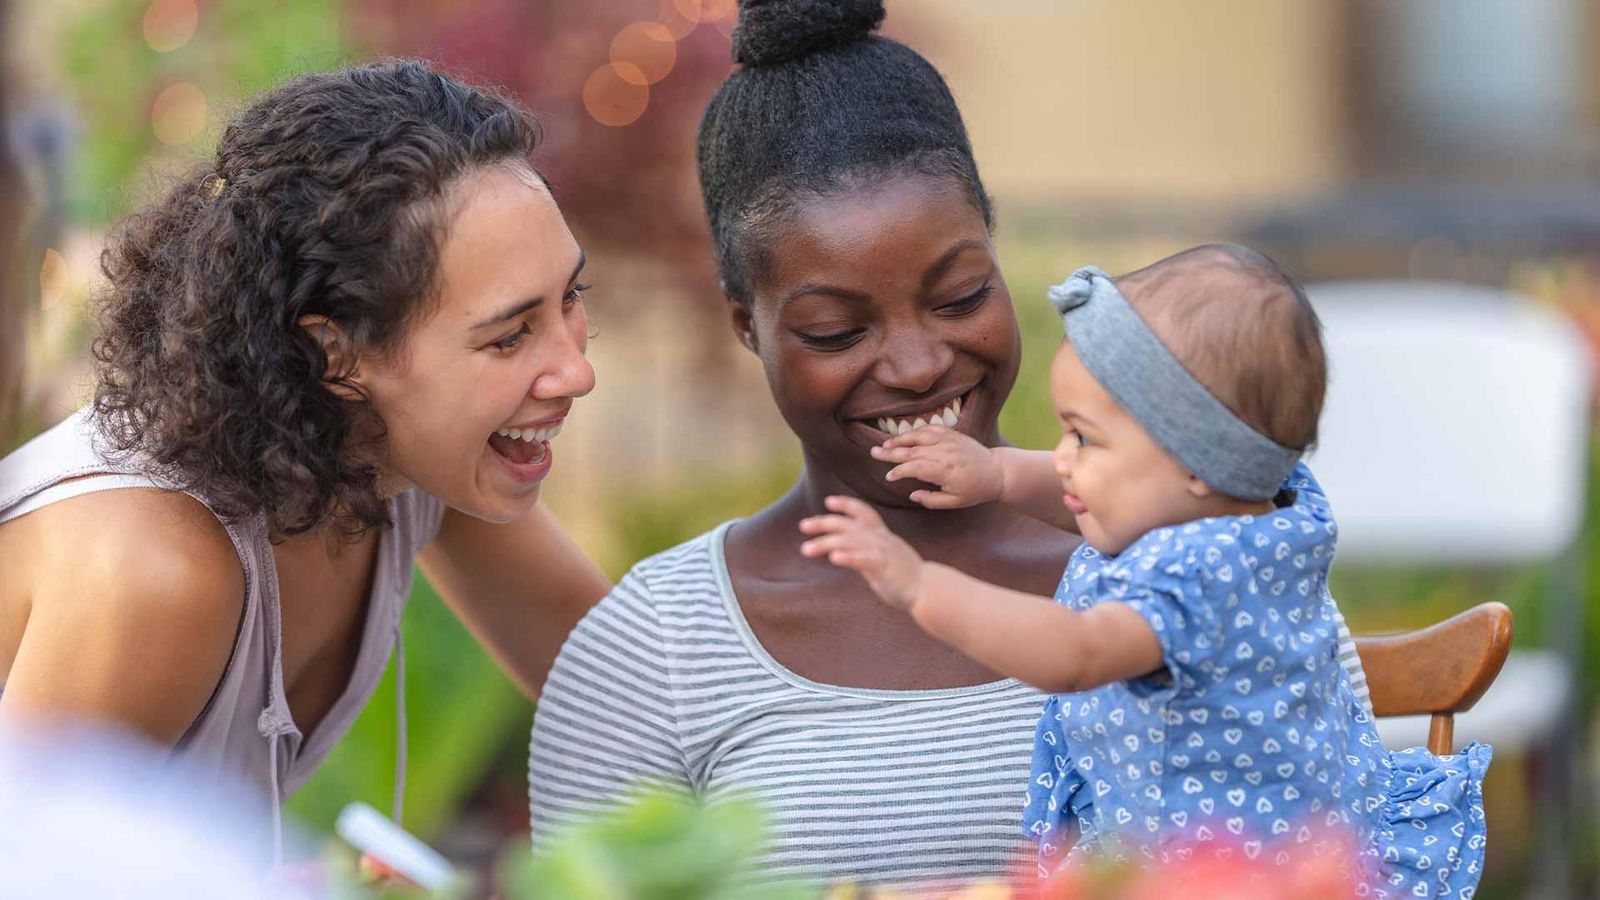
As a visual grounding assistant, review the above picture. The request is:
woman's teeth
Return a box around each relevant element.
[875,396,961,436]
[496,423,562,443]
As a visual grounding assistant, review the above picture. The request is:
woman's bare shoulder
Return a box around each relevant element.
[35,486,244,600]
[4,487,246,743]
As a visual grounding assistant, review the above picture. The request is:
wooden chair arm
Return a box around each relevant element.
[1354,601,1513,719]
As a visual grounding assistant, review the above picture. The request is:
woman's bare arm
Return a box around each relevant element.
[0,491,243,745]
[418,505,610,700]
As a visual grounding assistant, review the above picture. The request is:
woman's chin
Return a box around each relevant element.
[464,490,541,525]
[448,465,545,524]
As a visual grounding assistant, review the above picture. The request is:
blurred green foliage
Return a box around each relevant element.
[499,790,813,900]
[286,573,529,839]
[60,0,348,223]
[324,789,811,900]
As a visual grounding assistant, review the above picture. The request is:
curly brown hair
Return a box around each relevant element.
[91,60,541,537]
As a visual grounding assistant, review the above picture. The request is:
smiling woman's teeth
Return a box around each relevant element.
[496,423,562,443]
[875,396,961,435]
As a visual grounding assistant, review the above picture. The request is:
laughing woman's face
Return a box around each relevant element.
[357,164,595,523]
[731,174,1021,506]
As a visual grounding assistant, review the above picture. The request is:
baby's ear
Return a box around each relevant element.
[1184,473,1214,499]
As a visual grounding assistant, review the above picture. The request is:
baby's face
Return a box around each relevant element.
[1049,340,1211,555]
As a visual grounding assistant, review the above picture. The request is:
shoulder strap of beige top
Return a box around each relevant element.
[0,473,163,526]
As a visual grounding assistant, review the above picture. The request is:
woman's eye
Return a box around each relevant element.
[797,328,865,350]
[492,323,532,351]
[564,282,591,307]
[1076,431,1090,448]
[939,282,994,316]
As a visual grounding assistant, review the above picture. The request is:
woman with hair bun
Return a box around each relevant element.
[533,0,1048,886]
[0,60,609,855]
[529,0,1372,889]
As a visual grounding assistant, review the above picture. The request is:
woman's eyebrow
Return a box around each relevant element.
[920,239,989,291]
[779,283,871,308]
[471,250,587,329]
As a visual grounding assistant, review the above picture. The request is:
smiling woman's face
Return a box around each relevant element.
[733,174,1021,506]
[357,164,595,523]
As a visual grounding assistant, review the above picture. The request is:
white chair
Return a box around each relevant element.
[1306,280,1591,897]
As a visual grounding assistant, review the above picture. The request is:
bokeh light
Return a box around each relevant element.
[658,0,701,40]
[611,22,677,86]
[702,0,737,37]
[142,0,198,53]
[150,82,208,145]
[38,249,67,311]
[582,63,651,127]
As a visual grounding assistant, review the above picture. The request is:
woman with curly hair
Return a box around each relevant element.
[0,60,608,853]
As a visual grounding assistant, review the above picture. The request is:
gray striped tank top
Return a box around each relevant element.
[0,407,443,857]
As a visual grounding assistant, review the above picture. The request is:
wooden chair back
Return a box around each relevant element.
[1353,602,1513,755]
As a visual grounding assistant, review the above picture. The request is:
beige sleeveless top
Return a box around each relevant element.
[0,407,444,858]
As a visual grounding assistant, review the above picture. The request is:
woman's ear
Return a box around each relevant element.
[727,296,759,355]
[297,314,365,401]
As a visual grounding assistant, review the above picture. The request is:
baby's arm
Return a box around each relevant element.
[799,496,1161,693]
[872,427,1077,532]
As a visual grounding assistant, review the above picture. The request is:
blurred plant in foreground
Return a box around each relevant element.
[497,788,810,900]
[324,784,1366,900]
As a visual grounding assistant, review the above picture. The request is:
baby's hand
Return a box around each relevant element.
[799,496,924,611]
[870,426,1004,509]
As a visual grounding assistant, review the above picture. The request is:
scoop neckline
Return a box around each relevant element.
[707,520,1028,702]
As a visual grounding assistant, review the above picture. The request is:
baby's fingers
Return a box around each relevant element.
[907,489,971,510]
[798,513,862,535]
[822,494,885,526]
[799,532,859,558]
[869,443,924,464]
[885,459,950,485]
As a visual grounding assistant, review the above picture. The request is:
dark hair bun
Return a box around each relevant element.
[731,0,886,68]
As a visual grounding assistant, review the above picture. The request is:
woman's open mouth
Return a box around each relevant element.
[858,386,976,440]
[488,421,562,481]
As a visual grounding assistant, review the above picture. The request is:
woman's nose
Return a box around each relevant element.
[873,327,954,395]
[533,327,596,400]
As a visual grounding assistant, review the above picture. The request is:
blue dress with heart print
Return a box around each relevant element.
[1022,463,1490,898]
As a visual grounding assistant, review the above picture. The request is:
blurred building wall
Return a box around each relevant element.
[905,0,1600,209]
[904,0,1350,206]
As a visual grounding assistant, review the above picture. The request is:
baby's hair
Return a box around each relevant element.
[1116,244,1327,452]
[696,0,992,305]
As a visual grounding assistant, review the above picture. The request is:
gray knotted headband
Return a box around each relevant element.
[1047,266,1300,501]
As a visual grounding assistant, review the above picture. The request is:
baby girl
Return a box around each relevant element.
[799,244,1489,897]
